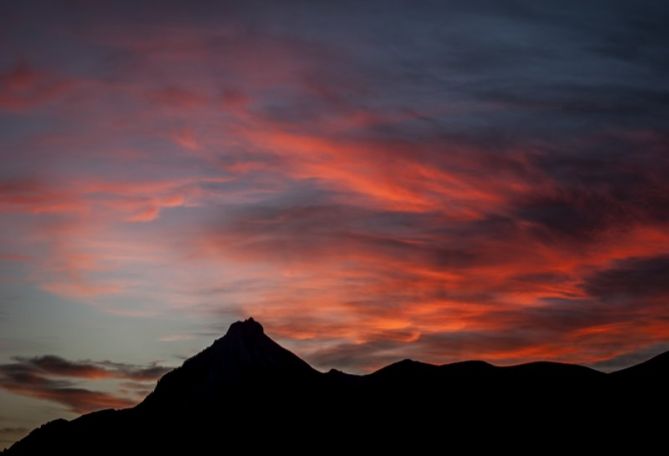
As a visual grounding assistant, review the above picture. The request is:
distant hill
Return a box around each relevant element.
[5,318,667,454]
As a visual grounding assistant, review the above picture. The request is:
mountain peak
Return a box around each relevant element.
[224,317,264,338]
[207,317,267,352]
[139,317,318,410]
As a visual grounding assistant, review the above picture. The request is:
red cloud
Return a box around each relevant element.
[0,61,73,111]
[1,13,668,381]
[147,86,207,109]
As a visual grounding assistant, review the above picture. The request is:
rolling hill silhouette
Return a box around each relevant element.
[5,318,668,454]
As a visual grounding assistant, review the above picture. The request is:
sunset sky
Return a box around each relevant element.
[2,0,669,447]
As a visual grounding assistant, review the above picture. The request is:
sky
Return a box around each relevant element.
[1,0,669,446]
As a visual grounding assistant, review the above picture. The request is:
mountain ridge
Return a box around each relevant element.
[5,317,668,454]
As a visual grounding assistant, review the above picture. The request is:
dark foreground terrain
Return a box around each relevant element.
[5,318,668,453]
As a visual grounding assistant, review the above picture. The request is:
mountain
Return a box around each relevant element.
[5,318,668,454]
[139,318,320,412]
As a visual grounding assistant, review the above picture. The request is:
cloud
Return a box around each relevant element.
[0,356,170,413]
[199,168,669,370]
[301,294,669,372]
[12,356,171,381]
[0,61,73,111]
[146,86,207,109]
[0,363,133,413]
[0,175,228,302]
[0,176,196,221]
[583,255,669,300]
[0,179,85,215]
[513,133,669,244]
[1,0,669,379]
[14,355,116,379]
[0,427,29,446]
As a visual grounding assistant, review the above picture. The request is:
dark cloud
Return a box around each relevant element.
[209,202,509,271]
[516,188,628,242]
[583,255,669,300]
[0,356,171,413]
[10,355,171,381]
[512,132,669,243]
[17,355,110,379]
[0,362,133,413]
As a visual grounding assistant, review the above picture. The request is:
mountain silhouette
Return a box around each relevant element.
[140,318,319,412]
[4,318,668,454]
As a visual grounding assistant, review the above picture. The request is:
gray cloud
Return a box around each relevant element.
[583,255,669,300]
[0,356,171,413]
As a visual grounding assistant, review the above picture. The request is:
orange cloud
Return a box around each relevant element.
[241,129,518,216]
[2,16,668,381]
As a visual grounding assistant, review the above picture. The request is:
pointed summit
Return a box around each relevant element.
[220,317,265,339]
[139,318,318,411]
